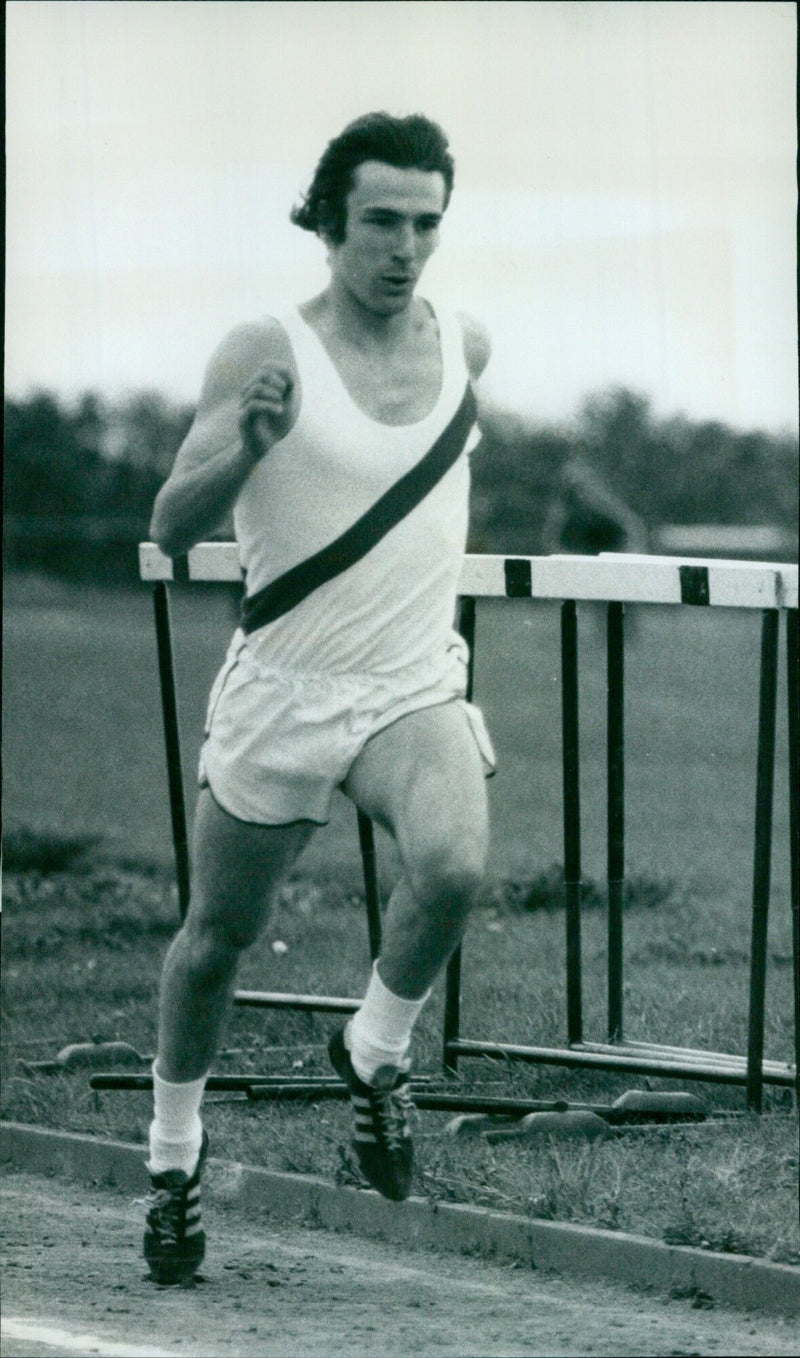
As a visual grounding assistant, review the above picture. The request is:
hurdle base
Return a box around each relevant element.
[445,1038,796,1088]
[577,1039,794,1079]
[88,1074,429,1096]
[88,1073,718,1125]
[233,990,360,1014]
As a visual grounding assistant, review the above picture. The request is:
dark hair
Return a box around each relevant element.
[290,112,455,243]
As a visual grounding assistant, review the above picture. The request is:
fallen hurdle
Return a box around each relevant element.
[135,543,798,1113]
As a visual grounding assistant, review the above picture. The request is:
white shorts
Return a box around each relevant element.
[198,630,496,826]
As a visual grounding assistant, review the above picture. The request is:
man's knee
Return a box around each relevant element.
[408,835,486,917]
[180,905,264,973]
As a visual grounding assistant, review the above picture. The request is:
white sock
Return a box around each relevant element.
[148,1062,206,1176]
[347,962,430,1085]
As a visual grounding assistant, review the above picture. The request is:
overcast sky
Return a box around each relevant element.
[5,0,797,432]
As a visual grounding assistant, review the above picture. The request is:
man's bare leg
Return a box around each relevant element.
[329,701,489,1200]
[157,789,316,1082]
[342,700,489,1049]
[149,787,315,1191]
[143,791,315,1282]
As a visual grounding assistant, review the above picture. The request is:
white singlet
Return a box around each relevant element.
[234,301,480,675]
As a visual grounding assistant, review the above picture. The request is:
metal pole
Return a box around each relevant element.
[356,810,382,961]
[434,1035,795,1086]
[443,594,477,1072]
[442,947,463,1075]
[607,602,625,1042]
[786,609,799,1100]
[153,581,190,920]
[746,609,779,1112]
[561,599,583,1045]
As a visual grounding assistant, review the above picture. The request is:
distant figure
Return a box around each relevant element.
[467,414,649,558]
[143,112,496,1284]
[543,455,650,555]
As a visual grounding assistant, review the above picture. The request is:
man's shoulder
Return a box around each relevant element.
[455,310,491,381]
[201,315,296,402]
[209,314,294,370]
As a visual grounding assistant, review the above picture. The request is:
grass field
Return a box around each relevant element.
[2,843,797,1263]
[2,568,797,1263]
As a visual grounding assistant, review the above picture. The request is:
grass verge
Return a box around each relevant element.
[2,832,797,1265]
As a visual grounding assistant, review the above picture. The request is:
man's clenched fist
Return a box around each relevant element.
[239,364,297,461]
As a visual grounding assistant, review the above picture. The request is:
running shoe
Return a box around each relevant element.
[328,1025,414,1202]
[143,1131,208,1284]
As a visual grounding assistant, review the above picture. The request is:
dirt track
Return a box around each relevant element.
[1,1172,796,1357]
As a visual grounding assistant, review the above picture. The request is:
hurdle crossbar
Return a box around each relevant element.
[138,544,798,1111]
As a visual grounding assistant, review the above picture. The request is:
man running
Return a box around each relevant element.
[143,112,496,1284]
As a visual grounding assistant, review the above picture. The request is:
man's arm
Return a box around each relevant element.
[149,320,299,557]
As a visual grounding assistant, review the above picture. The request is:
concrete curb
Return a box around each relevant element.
[3,1121,798,1318]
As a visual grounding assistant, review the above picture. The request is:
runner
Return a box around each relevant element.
[143,111,496,1285]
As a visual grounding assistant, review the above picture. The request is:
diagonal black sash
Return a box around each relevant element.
[240,382,477,635]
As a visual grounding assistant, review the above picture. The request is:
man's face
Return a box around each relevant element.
[327,161,446,315]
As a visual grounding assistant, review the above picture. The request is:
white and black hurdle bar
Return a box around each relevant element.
[442,553,798,1114]
[95,546,798,1116]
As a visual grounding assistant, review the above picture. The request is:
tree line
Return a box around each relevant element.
[468,387,798,555]
[4,385,797,579]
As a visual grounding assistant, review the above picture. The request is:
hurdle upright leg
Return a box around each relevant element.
[607,601,626,1043]
[746,608,780,1111]
[153,579,191,921]
[561,599,583,1046]
[356,810,382,961]
[442,594,477,1072]
[786,608,799,1099]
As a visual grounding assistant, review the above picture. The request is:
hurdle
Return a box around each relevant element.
[136,543,798,1113]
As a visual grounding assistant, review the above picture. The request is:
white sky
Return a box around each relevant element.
[5,0,798,432]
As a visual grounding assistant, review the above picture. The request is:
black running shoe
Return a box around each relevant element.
[143,1132,208,1284]
[328,1025,414,1202]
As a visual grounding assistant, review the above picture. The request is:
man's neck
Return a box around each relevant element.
[311,281,423,351]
